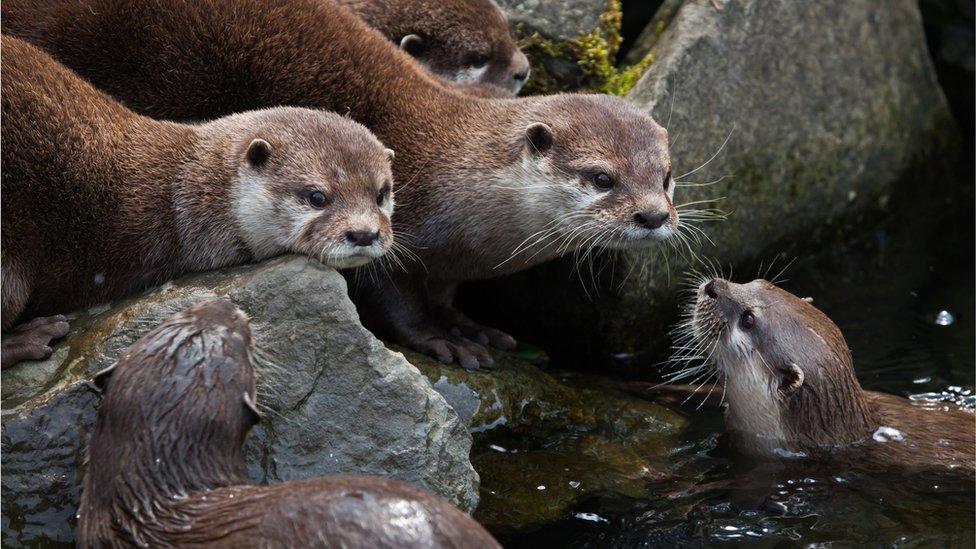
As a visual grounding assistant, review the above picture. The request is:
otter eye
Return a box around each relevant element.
[740,310,756,330]
[308,191,327,209]
[376,184,391,206]
[663,169,672,190]
[467,52,490,68]
[591,172,614,191]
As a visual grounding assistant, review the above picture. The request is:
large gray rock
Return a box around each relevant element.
[1,257,478,546]
[463,0,961,371]
[498,0,606,40]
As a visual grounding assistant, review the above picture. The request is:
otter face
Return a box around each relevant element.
[233,112,395,269]
[514,95,675,254]
[688,277,867,456]
[397,0,529,94]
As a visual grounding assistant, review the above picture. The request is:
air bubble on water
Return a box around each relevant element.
[935,310,954,326]
[574,512,609,524]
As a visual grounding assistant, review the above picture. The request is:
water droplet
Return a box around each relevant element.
[935,310,954,326]
[93,273,105,286]
[569,481,581,489]
[913,377,931,384]
[489,444,507,453]
[536,485,546,490]
[872,426,905,442]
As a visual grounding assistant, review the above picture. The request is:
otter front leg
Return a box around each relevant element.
[354,276,495,371]
[1,315,70,368]
[427,281,517,351]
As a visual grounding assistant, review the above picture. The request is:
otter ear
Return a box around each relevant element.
[400,34,425,56]
[524,123,553,155]
[92,363,117,392]
[779,363,804,396]
[384,148,395,162]
[245,138,272,168]
[243,391,263,426]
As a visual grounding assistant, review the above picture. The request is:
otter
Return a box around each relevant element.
[1,36,396,368]
[3,0,676,371]
[336,0,530,94]
[79,300,501,548]
[679,277,974,477]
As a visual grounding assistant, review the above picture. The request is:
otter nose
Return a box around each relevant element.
[704,279,724,299]
[633,211,669,230]
[513,67,530,83]
[345,230,379,247]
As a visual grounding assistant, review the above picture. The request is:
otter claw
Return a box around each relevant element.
[2,315,70,368]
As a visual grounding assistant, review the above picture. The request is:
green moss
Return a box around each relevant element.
[517,0,654,96]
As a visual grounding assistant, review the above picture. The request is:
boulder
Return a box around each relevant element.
[462,0,961,372]
[1,257,478,546]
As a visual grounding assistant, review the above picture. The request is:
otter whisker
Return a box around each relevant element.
[674,125,735,181]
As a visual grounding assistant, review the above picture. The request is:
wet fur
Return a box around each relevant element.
[79,301,500,547]
[687,278,974,476]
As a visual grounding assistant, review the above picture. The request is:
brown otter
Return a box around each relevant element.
[679,277,974,476]
[1,36,396,368]
[3,0,676,371]
[79,300,501,548]
[336,0,530,94]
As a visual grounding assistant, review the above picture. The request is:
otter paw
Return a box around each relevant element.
[449,323,517,352]
[409,333,495,371]
[2,315,70,368]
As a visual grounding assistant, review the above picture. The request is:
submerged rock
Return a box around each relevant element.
[1,257,478,546]
[402,351,687,530]
[463,0,961,372]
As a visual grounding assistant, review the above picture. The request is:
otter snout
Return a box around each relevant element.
[345,230,380,247]
[510,51,530,93]
[633,210,670,230]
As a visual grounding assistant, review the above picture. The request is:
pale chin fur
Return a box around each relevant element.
[453,65,488,85]
[696,299,791,453]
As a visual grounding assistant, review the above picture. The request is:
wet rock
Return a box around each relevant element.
[402,350,687,530]
[463,0,961,373]
[1,257,478,546]
[499,0,607,40]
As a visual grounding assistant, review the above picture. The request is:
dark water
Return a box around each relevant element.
[474,171,976,545]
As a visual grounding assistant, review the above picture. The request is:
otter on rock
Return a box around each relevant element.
[679,277,974,477]
[79,300,501,548]
[1,36,396,368]
[336,0,530,94]
[3,0,677,371]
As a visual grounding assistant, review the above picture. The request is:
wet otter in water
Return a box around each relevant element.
[79,300,500,547]
[676,277,974,478]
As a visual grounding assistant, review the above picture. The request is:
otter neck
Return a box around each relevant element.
[172,122,256,271]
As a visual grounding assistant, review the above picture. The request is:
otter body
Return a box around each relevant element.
[3,0,676,370]
[79,301,500,548]
[1,36,395,367]
[683,277,974,477]
[336,0,529,93]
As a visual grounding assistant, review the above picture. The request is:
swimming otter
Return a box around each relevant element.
[3,0,675,371]
[79,300,501,548]
[679,277,974,476]
[336,0,530,93]
[1,36,395,368]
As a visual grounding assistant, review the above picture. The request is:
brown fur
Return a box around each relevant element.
[80,300,501,548]
[688,278,975,477]
[336,0,529,93]
[2,0,674,370]
[0,36,394,366]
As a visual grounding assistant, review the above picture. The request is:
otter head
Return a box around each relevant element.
[89,300,259,502]
[507,95,675,259]
[687,278,876,458]
[233,108,395,269]
[396,0,529,94]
